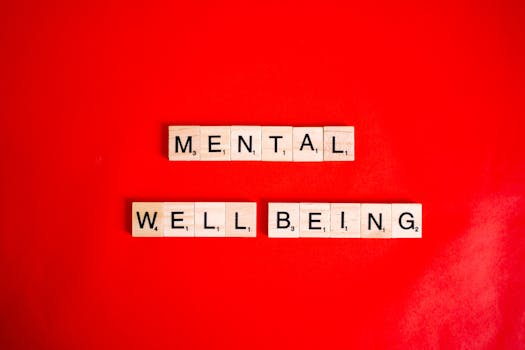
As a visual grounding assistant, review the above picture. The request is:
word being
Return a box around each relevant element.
[132,202,422,238]
[132,202,256,237]
[268,203,422,238]
[168,125,354,162]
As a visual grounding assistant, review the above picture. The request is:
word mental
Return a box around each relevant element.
[169,126,354,161]
[132,202,422,238]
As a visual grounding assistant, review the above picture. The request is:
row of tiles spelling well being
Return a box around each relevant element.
[132,202,422,238]
[169,126,354,161]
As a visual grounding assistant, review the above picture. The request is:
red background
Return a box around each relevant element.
[1,1,525,349]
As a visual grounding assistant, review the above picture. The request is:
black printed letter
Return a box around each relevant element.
[277,211,290,229]
[235,212,247,230]
[399,212,415,230]
[136,211,157,229]
[269,136,282,152]
[308,213,321,230]
[238,135,252,153]
[300,134,314,151]
[175,136,192,153]
[208,135,221,152]
[332,136,343,153]
[204,212,215,229]
[171,211,184,229]
[368,213,383,230]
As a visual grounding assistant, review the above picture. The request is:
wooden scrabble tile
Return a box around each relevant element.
[225,202,257,237]
[230,126,262,161]
[392,203,422,238]
[268,203,300,238]
[292,127,323,161]
[194,202,226,237]
[360,203,392,238]
[330,203,360,238]
[132,202,163,237]
[163,202,195,237]
[200,126,231,161]
[168,126,200,160]
[299,203,330,237]
[261,126,293,161]
[323,126,355,161]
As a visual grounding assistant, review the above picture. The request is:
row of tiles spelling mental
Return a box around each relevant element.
[132,202,421,238]
[169,126,354,161]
